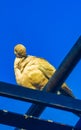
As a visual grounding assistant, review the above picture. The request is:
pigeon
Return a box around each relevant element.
[14,44,75,97]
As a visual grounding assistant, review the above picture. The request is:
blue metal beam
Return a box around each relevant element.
[45,36,81,92]
[0,82,81,115]
[75,118,81,129]
[0,110,74,130]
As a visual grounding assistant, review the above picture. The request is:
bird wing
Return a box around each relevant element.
[37,57,56,79]
[14,56,75,98]
[36,57,75,98]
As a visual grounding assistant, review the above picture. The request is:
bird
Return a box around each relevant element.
[14,44,75,98]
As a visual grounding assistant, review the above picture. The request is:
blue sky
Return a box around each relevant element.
[0,0,81,129]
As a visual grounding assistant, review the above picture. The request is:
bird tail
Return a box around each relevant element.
[60,83,75,98]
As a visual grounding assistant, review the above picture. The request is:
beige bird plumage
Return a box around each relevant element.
[14,44,74,97]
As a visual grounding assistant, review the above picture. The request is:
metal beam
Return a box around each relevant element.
[0,110,74,130]
[25,36,81,117]
[75,118,81,129]
[0,82,81,114]
[45,36,81,92]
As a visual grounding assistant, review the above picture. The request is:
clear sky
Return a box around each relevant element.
[0,0,81,129]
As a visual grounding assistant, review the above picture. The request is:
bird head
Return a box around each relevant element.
[14,44,27,58]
